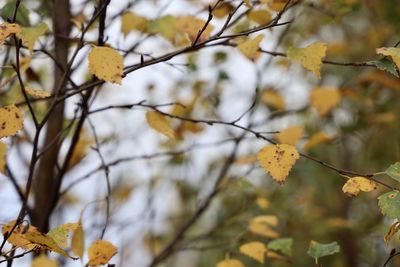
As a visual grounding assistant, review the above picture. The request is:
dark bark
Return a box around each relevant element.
[31,0,71,232]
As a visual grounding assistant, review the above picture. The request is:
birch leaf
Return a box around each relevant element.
[257,144,299,184]
[0,23,21,43]
[385,162,400,183]
[0,105,24,139]
[25,87,51,98]
[238,34,263,60]
[342,177,377,197]
[25,232,70,257]
[121,12,148,36]
[71,221,84,258]
[309,87,341,116]
[18,23,48,51]
[31,255,58,267]
[287,42,327,77]
[376,47,400,70]
[384,221,400,243]
[275,126,304,145]
[240,241,267,263]
[87,240,117,266]
[88,46,124,84]
[146,111,176,139]
[378,191,400,220]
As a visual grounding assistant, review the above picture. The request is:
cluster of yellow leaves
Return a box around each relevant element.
[309,87,341,116]
[121,12,214,46]
[287,42,327,77]
[0,105,24,139]
[88,46,124,84]
[257,144,299,184]
[238,34,264,60]
[342,176,377,197]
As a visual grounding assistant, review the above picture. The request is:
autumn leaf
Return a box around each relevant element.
[25,232,70,257]
[25,87,51,98]
[303,131,335,151]
[71,221,84,258]
[147,16,178,43]
[342,176,377,197]
[385,162,400,183]
[88,46,124,84]
[18,23,48,51]
[247,10,271,25]
[275,126,304,145]
[249,215,279,238]
[257,144,299,184]
[238,34,264,60]
[2,220,38,250]
[87,240,117,266]
[216,259,245,267]
[0,142,7,174]
[48,222,78,248]
[176,16,214,42]
[309,87,341,116]
[261,89,285,110]
[384,221,400,243]
[240,241,267,263]
[31,255,58,267]
[376,47,400,70]
[287,42,327,77]
[121,12,148,36]
[0,23,21,43]
[146,111,176,139]
[256,197,270,209]
[0,105,24,139]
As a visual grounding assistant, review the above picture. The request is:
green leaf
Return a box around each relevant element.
[0,1,30,26]
[378,191,400,219]
[307,241,340,263]
[373,58,399,77]
[385,162,400,182]
[267,238,293,256]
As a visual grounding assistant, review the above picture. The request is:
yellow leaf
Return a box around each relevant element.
[0,105,24,139]
[309,87,341,116]
[146,111,176,139]
[238,34,264,60]
[2,220,38,250]
[384,221,400,243]
[25,87,51,98]
[48,223,78,248]
[376,47,400,70]
[240,241,267,263]
[261,90,285,110]
[256,197,270,209]
[216,259,246,267]
[87,240,117,266]
[249,215,279,238]
[147,16,178,43]
[275,126,304,145]
[287,42,327,77]
[31,255,58,267]
[18,23,48,51]
[71,221,84,258]
[0,23,21,43]
[342,176,378,197]
[0,142,7,174]
[88,46,124,84]
[247,10,271,25]
[303,131,334,151]
[213,3,234,18]
[176,16,214,42]
[257,144,299,184]
[121,12,148,36]
[25,232,69,257]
